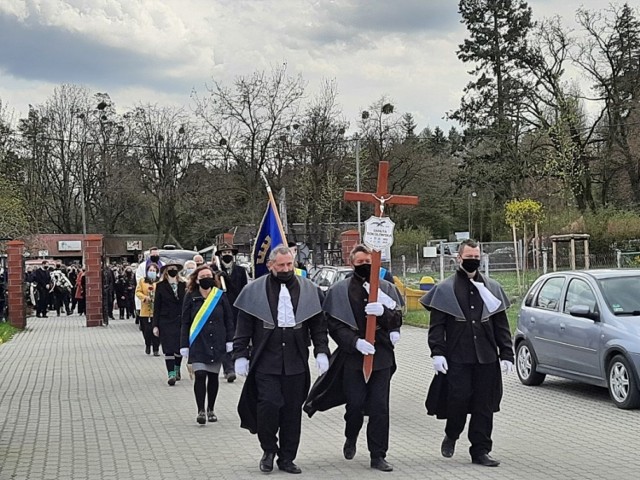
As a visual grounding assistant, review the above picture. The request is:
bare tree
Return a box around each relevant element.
[193,64,306,222]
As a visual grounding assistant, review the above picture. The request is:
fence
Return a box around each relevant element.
[384,241,635,282]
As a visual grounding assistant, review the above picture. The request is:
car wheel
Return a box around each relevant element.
[607,355,640,409]
[516,341,545,386]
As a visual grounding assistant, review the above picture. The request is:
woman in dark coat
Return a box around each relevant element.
[152,262,187,386]
[114,274,129,319]
[180,265,234,425]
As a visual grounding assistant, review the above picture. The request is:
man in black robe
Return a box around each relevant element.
[420,238,513,467]
[233,245,329,475]
[304,244,403,472]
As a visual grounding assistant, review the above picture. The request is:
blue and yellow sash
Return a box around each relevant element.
[189,287,223,346]
[294,268,307,278]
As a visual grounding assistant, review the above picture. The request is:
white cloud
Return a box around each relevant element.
[0,0,625,131]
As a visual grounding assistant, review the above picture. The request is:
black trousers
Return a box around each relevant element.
[254,372,306,462]
[36,286,49,316]
[444,361,499,458]
[139,317,160,351]
[342,366,392,459]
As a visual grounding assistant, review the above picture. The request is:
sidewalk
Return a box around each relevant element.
[1,314,639,479]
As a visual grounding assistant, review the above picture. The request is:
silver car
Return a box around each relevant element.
[515,269,640,409]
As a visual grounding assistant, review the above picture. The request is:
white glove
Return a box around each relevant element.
[225,342,233,353]
[501,359,514,374]
[433,355,448,375]
[355,338,376,355]
[180,348,189,358]
[364,302,384,317]
[363,282,397,309]
[235,357,250,376]
[316,353,329,375]
[152,326,159,337]
[390,331,400,346]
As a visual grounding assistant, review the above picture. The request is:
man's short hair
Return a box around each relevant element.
[458,239,479,256]
[349,244,372,264]
[268,245,293,262]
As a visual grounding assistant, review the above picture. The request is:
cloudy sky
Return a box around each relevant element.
[0,0,614,131]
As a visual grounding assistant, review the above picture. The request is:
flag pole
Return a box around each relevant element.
[259,171,288,245]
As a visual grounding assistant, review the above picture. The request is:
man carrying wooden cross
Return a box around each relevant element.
[305,243,403,472]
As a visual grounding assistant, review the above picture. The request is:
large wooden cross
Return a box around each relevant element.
[344,161,419,381]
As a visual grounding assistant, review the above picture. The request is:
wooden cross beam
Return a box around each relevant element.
[344,161,419,382]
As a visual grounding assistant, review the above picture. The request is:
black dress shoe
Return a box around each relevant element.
[370,457,393,472]
[441,435,456,458]
[226,372,236,383]
[472,453,500,467]
[260,452,275,472]
[277,460,302,474]
[343,438,357,460]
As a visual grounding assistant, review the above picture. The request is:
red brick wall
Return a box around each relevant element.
[6,240,26,329]
[341,230,361,265]
[84,235,103,327]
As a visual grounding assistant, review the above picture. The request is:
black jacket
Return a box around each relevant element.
[181,290,234,364]
[153,280,187,329]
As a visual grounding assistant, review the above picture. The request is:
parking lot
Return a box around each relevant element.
[1,315,639,479]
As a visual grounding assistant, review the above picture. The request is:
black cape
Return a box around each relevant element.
[303,278,401,418]
[235,275,324,433]
[420,272,507,419]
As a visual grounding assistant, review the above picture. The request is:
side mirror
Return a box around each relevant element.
[569,304,599,321]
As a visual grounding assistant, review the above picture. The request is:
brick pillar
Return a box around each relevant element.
[6,240,26,329]
[84,235,104,327]
[341,230,361,265]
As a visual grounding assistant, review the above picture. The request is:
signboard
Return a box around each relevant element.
[38,250,49,257]
[363,216,395,252]
[127,241,142,251]
[455,231,470,241]
[423,246,437,258]
[58,241,81,252]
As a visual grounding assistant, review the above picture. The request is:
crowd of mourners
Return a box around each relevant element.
[16,238,514,474]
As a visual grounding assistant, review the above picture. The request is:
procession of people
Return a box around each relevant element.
[22,238,513,474]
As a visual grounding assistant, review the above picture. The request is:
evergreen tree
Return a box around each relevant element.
[451,0,538,201]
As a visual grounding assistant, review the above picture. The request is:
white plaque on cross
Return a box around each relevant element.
[363,216,395,252]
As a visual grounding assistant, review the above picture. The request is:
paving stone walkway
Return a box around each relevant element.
[1,314,638,479]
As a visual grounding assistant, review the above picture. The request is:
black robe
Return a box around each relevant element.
[233,274,329,433]
[420,271,512,419]
[303,277,402,417]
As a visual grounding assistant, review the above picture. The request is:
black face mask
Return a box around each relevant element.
[461,258,481,273]
[167,270,178,278]
[272,270,294,283]
[354,263,371,281]
[221,255,234,264]
[198,277,215,290]
[150,255,160,263]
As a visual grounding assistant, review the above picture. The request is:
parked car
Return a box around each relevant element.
[311,266,353,292]
[515,269,640,409]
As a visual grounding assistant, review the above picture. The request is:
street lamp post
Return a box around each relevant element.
[468,191,477,239]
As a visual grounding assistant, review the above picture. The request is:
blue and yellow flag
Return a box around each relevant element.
[253,199,287,278]
[189,287,223,346]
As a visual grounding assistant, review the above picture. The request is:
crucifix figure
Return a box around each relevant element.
[344,161,419,381]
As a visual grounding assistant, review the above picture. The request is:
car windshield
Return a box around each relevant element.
[598,276,640,315]
[336,270,351,283]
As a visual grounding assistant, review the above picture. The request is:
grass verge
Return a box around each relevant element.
[0,322,20,345]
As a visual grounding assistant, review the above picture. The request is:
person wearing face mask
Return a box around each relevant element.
[136,262,161,356]
[135,247,165,324]
[215,243,249,383]
[304,244,403,472]
[233,245,329,475]
[180,265,234,424]
[153,262,187,386]
[420,238,513,468]
[181,260,196,282]
[123,266,136,319]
